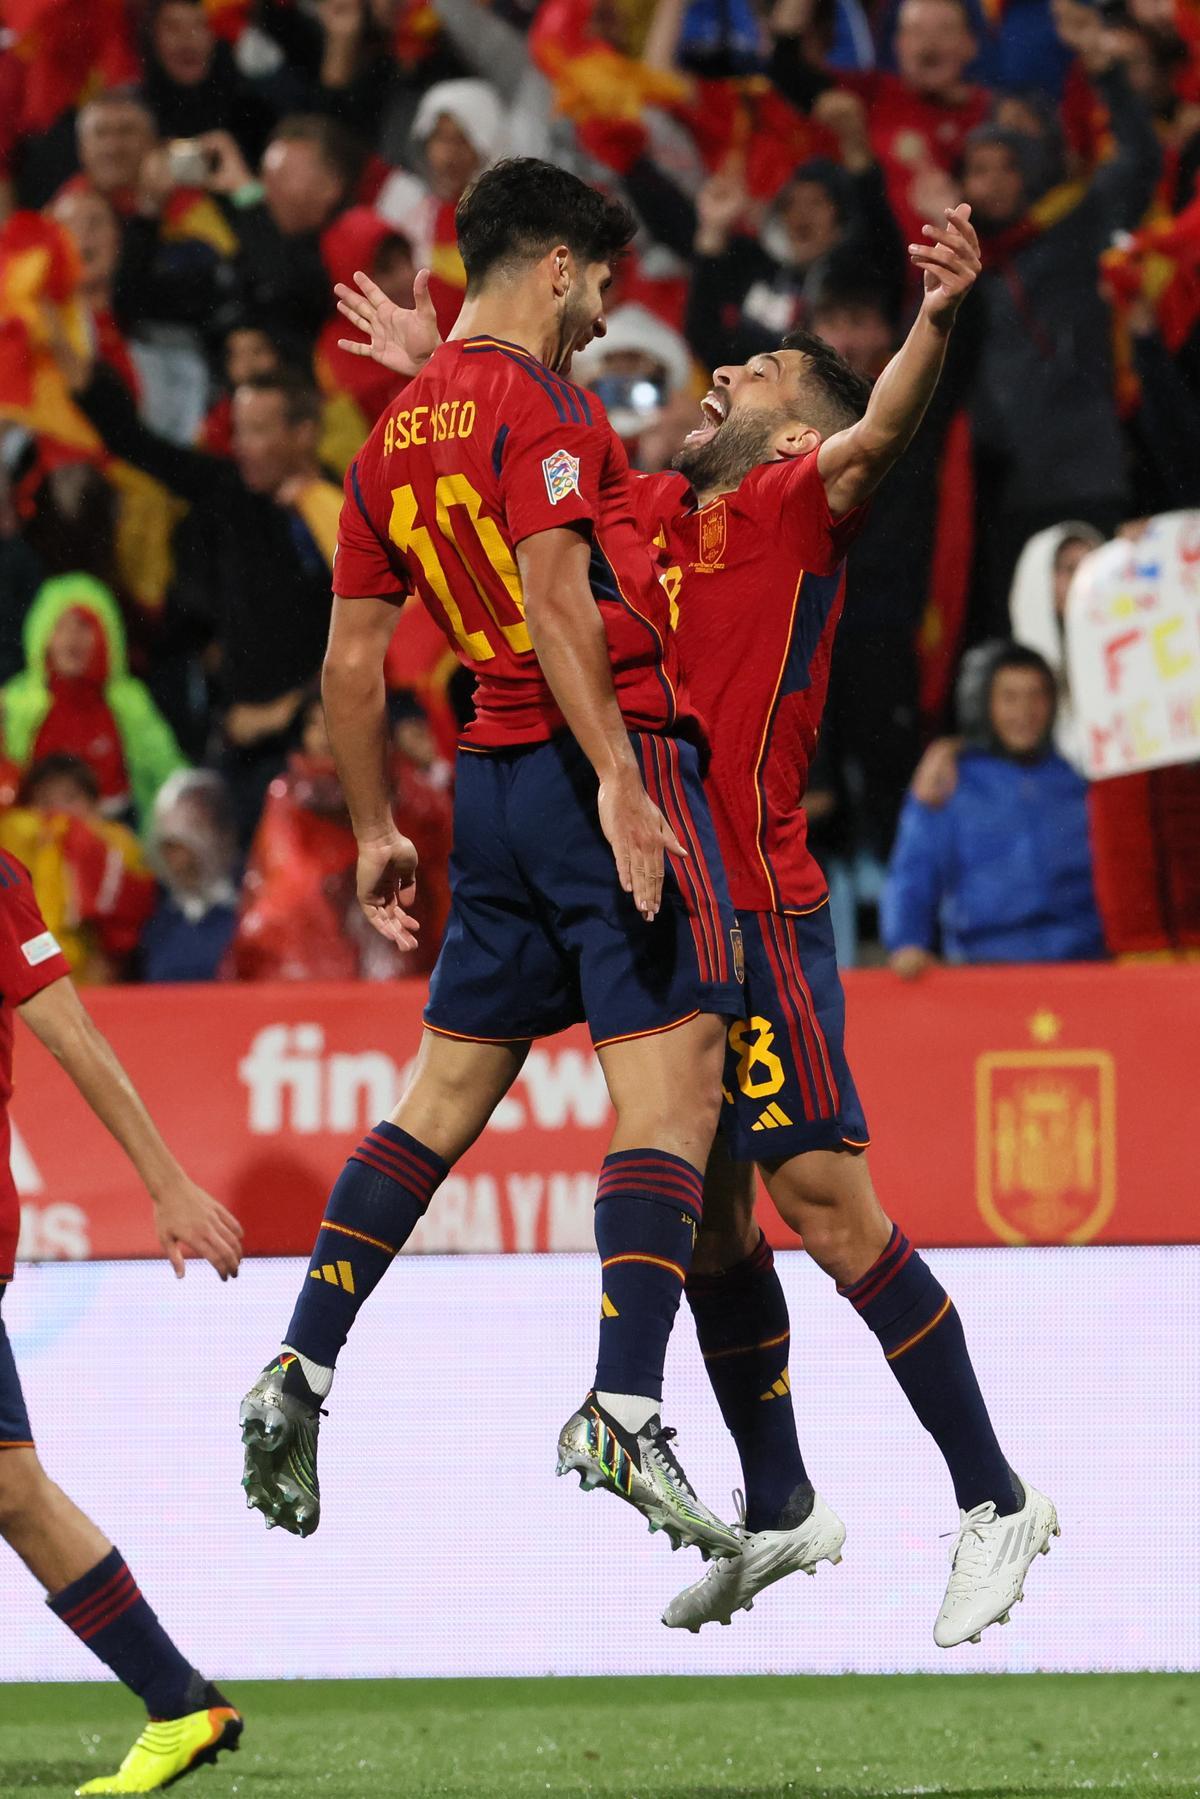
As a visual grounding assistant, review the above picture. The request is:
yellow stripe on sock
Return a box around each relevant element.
[886,1295,952,1362]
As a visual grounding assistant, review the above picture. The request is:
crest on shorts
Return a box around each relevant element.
[976,1046,1116,1244]
[730,925,745,983]
[698,500,727,568]
[542,448,581,506]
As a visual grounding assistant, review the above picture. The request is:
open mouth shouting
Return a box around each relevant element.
[684,389,729,448]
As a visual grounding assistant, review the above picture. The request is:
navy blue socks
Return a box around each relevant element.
[840,1225,1017,1514]
[593,1149,703,1404]
[285,1122,447,1370]
[49,1548,202,1719]
[687,1232,811,1531]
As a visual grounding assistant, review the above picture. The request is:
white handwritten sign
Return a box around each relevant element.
[1065,511,1200,780]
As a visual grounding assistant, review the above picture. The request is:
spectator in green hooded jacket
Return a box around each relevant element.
[1,574,186,832]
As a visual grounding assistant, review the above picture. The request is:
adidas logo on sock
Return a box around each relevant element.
[310,1261,355,1293]
[759,1371,791,1401]
[751,1103,793,1132]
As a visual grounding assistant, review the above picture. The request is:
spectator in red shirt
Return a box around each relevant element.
[229,690,452,982]
[782,0,988,245]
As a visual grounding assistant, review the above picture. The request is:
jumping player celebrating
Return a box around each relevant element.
[239,161,744,1560]
[637,204,1058,1648]
[340,200,1058,1649]
[0,850,244,1794]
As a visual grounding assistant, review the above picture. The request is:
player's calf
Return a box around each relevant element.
[687,1231,812,1532]
[0,1457,242,1793]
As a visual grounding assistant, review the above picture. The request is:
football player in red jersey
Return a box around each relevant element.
[636,205,1057,1649]
[340,199,1058,1650]
[240,160,745,1563]
[0,851,245,1793]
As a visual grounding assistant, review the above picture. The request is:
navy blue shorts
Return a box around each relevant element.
[426,731,744,1047]
[719,904,870,1162]
[0,1286,33,1449]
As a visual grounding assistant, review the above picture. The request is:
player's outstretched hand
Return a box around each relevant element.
[910,203,980,326]
[154,1178,243,1280]
[335,267,441,375]
[356,829,421,947]
[598,768,687,923]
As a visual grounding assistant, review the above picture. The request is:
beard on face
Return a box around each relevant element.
[673,405,794,490]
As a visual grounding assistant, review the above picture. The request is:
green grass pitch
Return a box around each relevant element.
[1,1674,1196,1798]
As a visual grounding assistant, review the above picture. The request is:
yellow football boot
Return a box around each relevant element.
[75,1705,242,1794]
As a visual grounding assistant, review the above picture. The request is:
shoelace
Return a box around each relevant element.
[644,1424,696,1497]
[943,1500,1000,1575]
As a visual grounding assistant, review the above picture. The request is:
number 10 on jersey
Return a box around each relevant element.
[388,476,532,664]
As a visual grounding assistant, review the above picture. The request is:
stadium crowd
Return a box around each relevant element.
[1,0,1198,983]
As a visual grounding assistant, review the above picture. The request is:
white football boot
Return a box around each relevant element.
[934,1477,1060,1647]
[662,1489,846,1632]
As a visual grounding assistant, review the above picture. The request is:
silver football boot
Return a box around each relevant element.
[239,1353,322,1538]
[557,1392,741,1560]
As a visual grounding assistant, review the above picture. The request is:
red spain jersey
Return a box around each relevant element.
[632,454,866,913]
[0,853,70,1282]
[334,335,698,751]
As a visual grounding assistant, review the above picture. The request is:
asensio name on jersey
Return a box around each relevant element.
[335,337,704,753]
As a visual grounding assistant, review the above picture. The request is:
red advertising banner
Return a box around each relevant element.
[13,964,1200,1262]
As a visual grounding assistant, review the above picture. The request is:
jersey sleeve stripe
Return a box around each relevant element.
[348,460,408,586]
[491,423,510,477]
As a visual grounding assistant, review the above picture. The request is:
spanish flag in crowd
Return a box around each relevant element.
[4,0,137,137]
[0,212,99,462]
[54,172,238,261]
[1102,184,1200,368]
[0,213,185,611]
[531,0,691,125]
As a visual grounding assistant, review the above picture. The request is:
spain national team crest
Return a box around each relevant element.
[542,447,581,506]
[975,1045,1116,1244]
[730,925,745,983]
[698,499,727,568]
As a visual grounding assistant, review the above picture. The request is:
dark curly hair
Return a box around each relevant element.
[779,328,873,436]
[456,159,636,294]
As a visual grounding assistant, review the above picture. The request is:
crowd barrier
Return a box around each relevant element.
[14,963,1199,1262]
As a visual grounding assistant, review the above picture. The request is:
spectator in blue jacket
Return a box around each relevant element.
[140,769,239,982]
[882,642,1104,974]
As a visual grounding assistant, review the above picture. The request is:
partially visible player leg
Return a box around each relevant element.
[687,1140,808,1529]
[557,1012,742,1558]
[241,1033,528,1536]
[764,1148,1058,1646]
[662,1138,845,1632]
[0,1294,240,1795]
[764,1148,1017,1509]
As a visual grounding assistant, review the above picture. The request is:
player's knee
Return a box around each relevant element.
[0,1449,48,1535]
[794,1209,862,1282]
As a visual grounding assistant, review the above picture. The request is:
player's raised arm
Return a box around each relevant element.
[817,203,980,518]
[517,525,685,921]
[17,977,243,1279]
[322,592,422,948]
